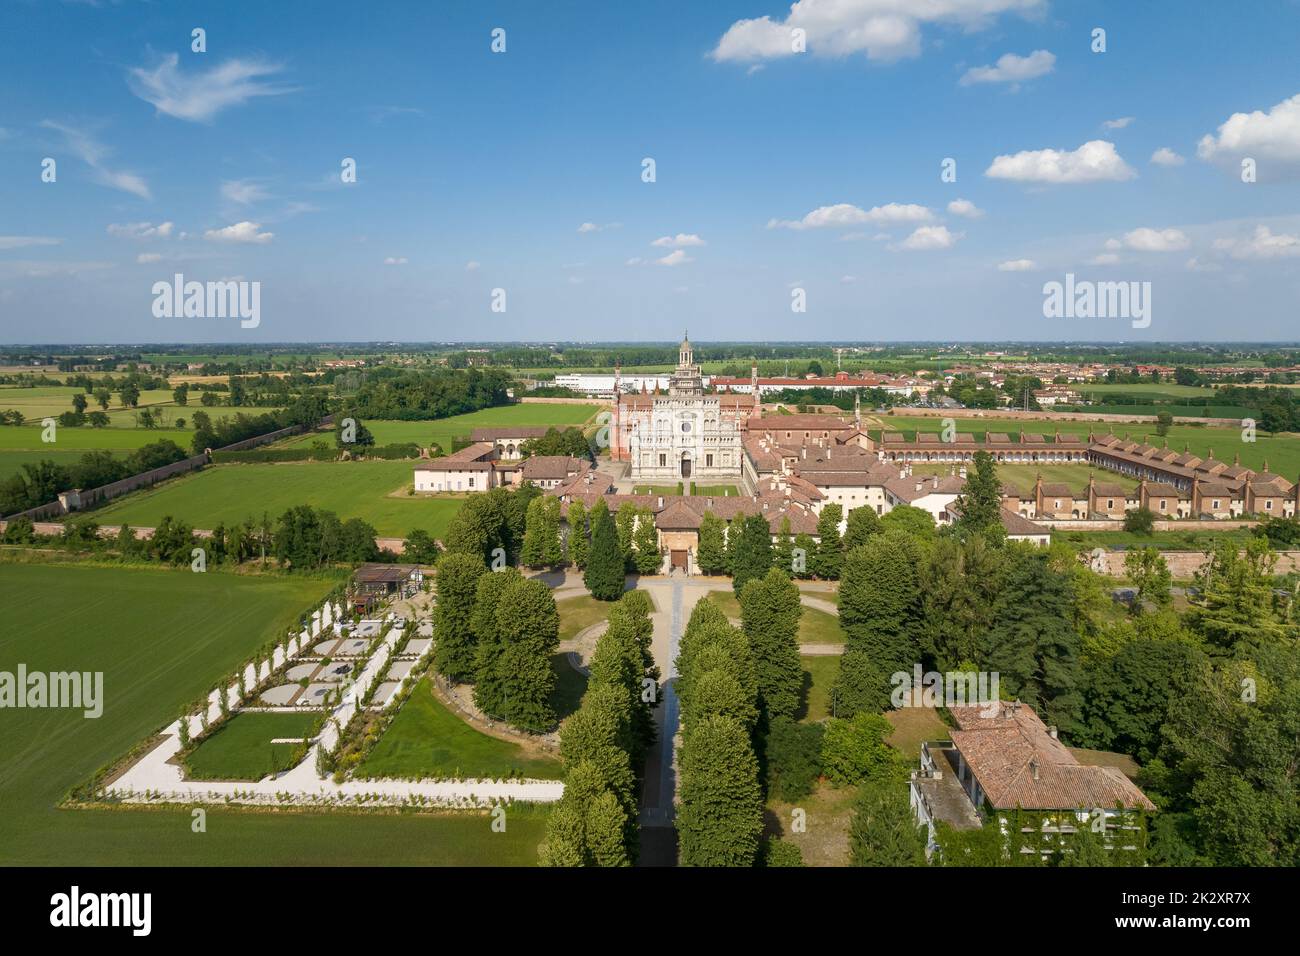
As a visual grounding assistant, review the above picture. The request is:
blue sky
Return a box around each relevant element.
[2,0,1300,344]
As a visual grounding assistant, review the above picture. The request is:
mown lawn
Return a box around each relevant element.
[550,654,588,722]
[881,414,1300,477]
[282,403,602,454]
[797,655,841,723]
[799,607,845,645]
[87,459,463,538]
[184,711,323,781]
[556,593,612,642]
[0,564,543,866]
[708,590,844,644]
[885,707,950,758]
[912,462,1141,496]
[356,677,563,780]
[0,424,192,450]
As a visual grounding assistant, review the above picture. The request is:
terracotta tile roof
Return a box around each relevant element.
[948,702,1155,812]
[521,455,589,481]
[415,441,496,471]
[1143,482,1183,498]
[1038,482,1075,498]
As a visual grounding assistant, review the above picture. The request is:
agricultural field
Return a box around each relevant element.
[183,711,323,780]
[88,459,464,538]
[1076,383,1226,400]
[282,402,604,453]
[0,385,180,423]
[0,562,549,866]
[355,677,564,780]
[880,414,1300,478]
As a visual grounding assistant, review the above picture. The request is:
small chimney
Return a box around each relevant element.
[1048,725,1058,740]
[657,496,663,508]
[1029,760,1039,781]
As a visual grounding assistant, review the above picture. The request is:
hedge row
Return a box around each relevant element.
[212,442,422,464]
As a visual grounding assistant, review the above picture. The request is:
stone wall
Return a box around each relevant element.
[1092,549,1300,577]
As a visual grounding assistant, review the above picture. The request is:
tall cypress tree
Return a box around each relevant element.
[813,502,844,580]
[730,513,773,594]
[471,566,522,714]
[585,499,626,600]
[433,552,486,682]
[739,568,804,720]
[697,511,727,575]
[839,530,923,679]
[492,577,560,731]
[677,715,764,867]
[566,500,589,569]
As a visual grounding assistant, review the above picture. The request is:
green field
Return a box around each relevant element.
[0,562,547,866]
[0,385,178,421]
[880,414,1300,478]
[634,484,741,496]
[184,711,323,780]
[556,594,611,642]
[706,591,844,644]
[913,461,1141,496]
[0,424,192,451]
[1077,383,1225,400]
[355,677,564,780]
[88,460,463,538]
[797,655,841,722]
[283,403,603,453]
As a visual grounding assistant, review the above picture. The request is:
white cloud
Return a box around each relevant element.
[651,233,706,248]
[39,121,150,199]
[840,275,857,284]
[0,236,61,250]
[577,222,601,233]
[136,252,163,264]
[1102,116,1135,130]
[656,249,693,266]
[203,221,273,244]
[127,54,294,123]
[768,202,932,230]
[107,221,174,240]
[997,258,1036,271]
[1089,252,1121,265]
[1150,147,1185,167]
[1120,227,1190,252]
[221,179,270,206]
[899,225,960,250]
[1185,257,1221,273]
[985,140,1136,184]
[947,198,984,218]
[711,0,1046,65]
[625,257,644,266]
[1104,238,1123,251]
[383,256,408,265]
[960,50,1055,86]
[1213,225,1300,259]
[465,260,481,271]
[1197,92,1300,165]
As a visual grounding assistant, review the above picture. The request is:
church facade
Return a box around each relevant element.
[613,333,757,484]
